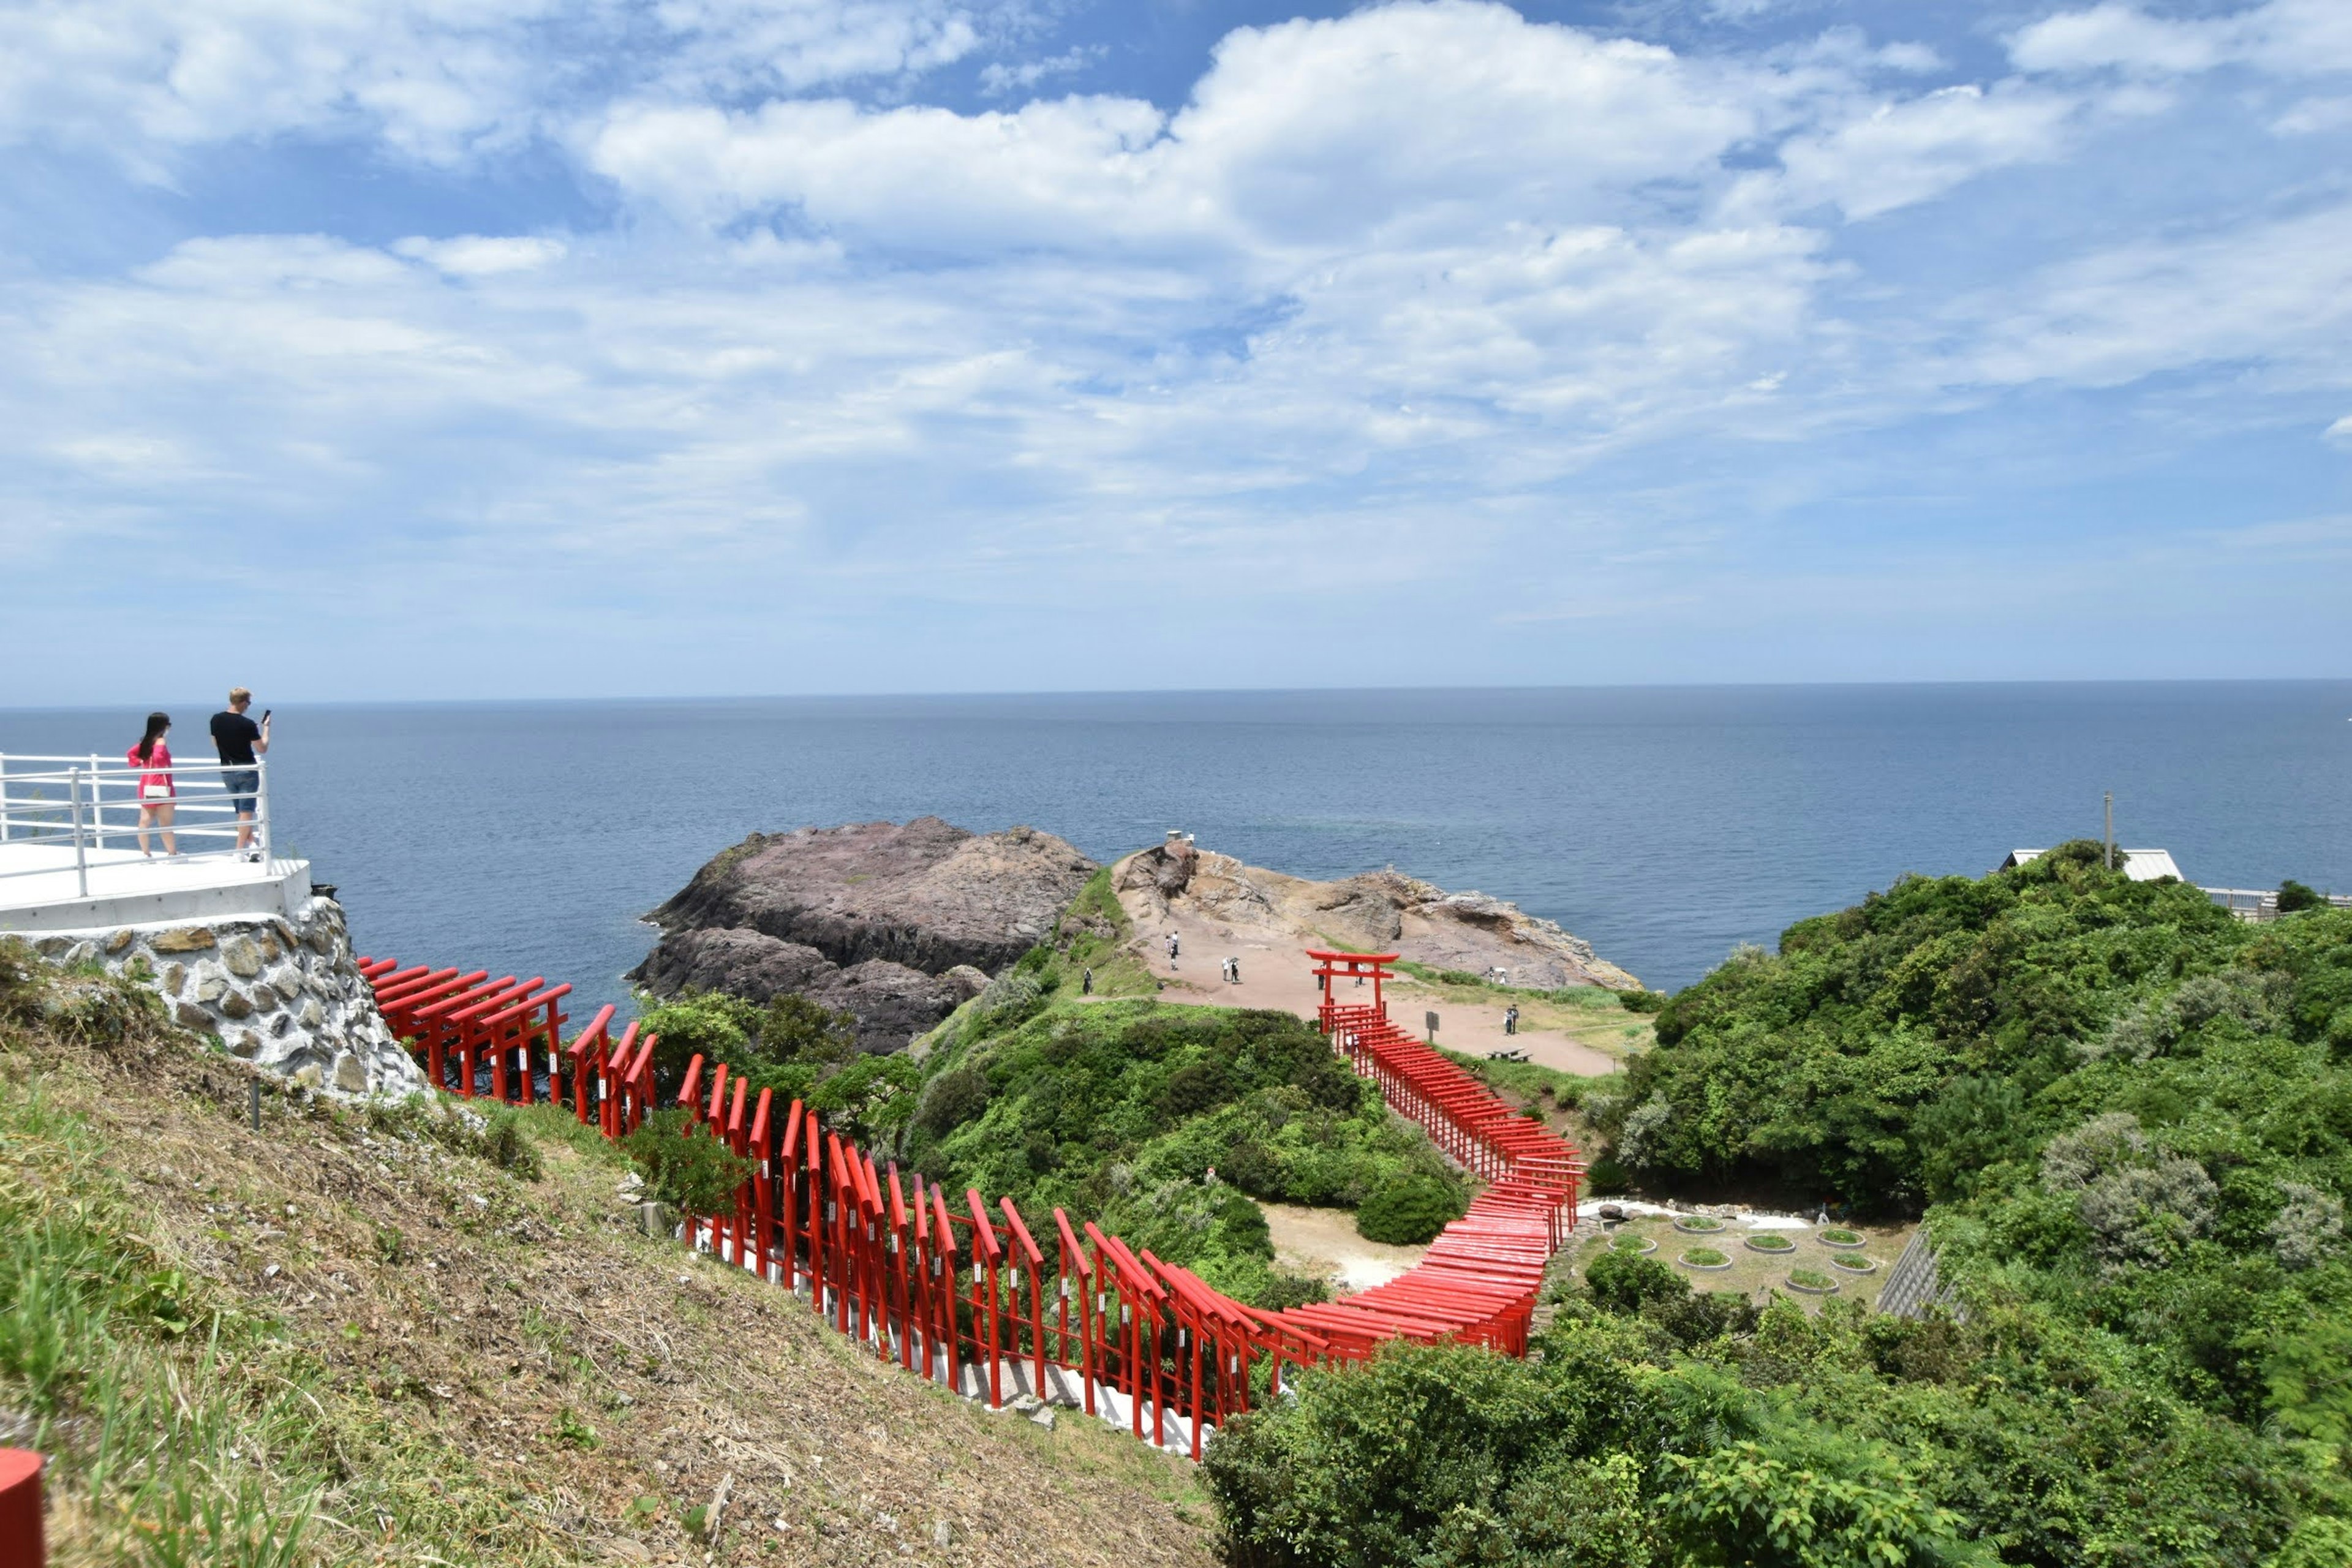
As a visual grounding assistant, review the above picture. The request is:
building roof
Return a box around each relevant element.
[2001,848,2184,883]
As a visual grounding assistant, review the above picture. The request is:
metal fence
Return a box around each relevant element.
[0,753,273,896]
[2203,886,2352,922]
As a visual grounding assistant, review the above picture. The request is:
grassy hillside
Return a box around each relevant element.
[1205,846,2352,1567]
[0,941,1213,1567]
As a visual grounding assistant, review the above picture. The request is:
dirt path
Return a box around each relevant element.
[1261,1203,1430,1292]
[1130,908,1627,1077]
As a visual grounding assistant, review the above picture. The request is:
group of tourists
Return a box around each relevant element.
[124,687,272,859]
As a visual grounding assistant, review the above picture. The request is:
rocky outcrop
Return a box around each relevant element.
[28,897,428,1097]
[635,818,1098,1052]
[1114,844,1640,991]
[632,927,836,1001]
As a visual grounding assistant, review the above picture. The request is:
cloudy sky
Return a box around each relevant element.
[4,0,2348,701]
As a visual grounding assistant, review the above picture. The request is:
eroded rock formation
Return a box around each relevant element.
[634,818,1097,1052]
[1113,842,1640,991]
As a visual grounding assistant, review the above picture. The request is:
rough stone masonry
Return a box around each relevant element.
[25,894,427,1097]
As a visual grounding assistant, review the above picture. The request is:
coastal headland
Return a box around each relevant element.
[631,817,1646,1070]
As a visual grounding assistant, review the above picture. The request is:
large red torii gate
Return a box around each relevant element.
[1306,948,1398,1030]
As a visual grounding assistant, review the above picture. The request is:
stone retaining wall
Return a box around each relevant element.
[24,897,426,1098]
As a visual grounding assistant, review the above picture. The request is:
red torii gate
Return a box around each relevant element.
[1306,948,1398,1029]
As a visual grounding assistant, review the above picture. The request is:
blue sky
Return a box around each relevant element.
[3,0,2348,701]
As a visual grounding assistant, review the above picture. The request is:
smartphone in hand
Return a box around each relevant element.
[261,709,272,723]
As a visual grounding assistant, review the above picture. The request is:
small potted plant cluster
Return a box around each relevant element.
[1673,1213,1725,1235]
[1610,1232,1658,1256]
[1679,1246,1732,1270]
[1786,1267,1839,1295]
[1744,1232,1796,1255]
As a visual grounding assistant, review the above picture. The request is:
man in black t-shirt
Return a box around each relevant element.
[209,688,271,861]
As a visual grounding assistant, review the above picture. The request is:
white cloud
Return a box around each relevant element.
[592,1,1780,259]
[2326,414,2352,447]
[1764,82,2083,219]
[2272,96,2352,134]
[979,45,1104,98]
[4,0,2351,691]
[394,235,571,275]
[2011,0,2352,78]
[0,0,1009,168]
[1958,202,2352,390]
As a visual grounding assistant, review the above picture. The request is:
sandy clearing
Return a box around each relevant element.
[1261,1202,1431,1292]
[1128,908,1624,1077]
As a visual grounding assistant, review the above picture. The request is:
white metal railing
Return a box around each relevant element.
[0,753,272,898]
[2203,886,2352,922]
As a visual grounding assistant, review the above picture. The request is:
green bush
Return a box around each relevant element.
[618,1109,756,1214]
[2279,880,2326,914]
[914,1065,990,1138]
[1618,989,1668,1014]
[1202,1331,1991,1568]
[1355,1172,1465,1245]
[911,997,1463,1308]
[1201,854,2352,1567]
[1585,1250,1686,1314]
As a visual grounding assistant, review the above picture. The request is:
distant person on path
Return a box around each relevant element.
[127,711,177,857]
[1504,1005,1519,1036]
[209,688,270,861]
[1082,967,1094,996]
[1167,932,1180,968]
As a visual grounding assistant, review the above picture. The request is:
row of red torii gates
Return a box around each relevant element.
[355,946,1583,1458]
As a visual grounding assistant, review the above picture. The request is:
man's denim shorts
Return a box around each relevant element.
[223,769,260,815]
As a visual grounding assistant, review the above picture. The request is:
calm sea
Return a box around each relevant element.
[4,684,2346,1013]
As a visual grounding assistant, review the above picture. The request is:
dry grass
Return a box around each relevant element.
[1,958,1216,1567]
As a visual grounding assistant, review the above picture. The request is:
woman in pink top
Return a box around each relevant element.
[128,711,178,857]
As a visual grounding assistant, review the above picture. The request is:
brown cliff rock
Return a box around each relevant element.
[1114,844,1639,991]
[633,818,1098,1051]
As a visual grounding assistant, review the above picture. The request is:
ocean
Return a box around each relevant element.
[4,684,2346,1014]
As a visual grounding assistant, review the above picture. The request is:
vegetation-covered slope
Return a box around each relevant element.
[0,940,1213,1567]
[636,865,1472,1305]
[1207,846,2352,1567]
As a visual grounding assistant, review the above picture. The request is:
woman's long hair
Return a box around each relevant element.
[134,712,170,763]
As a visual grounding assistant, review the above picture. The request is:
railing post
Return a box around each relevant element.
[256,760,273,864]
[69,769,88,898]
[0,753,10,844]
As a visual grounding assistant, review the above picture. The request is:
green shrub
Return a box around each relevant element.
[618,1109,756,1213]
[1585,1250,1687,1314]
[1202,1332,1988,1568]
[1355,1172,1464,1245]
[914,1066,990,1138]
[1618,989,1668,1014]
[2278,880,2325,914]
[1584,1156,1628,1193]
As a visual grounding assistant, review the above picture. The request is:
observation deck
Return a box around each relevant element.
[0,754,312,934]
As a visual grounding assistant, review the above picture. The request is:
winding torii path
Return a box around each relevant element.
[358,946,1582,1457]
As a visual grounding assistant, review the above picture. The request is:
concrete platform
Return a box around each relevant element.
[0,843,314,934]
